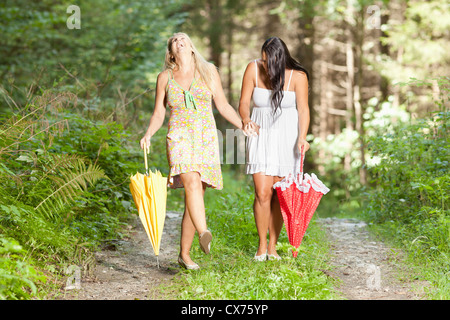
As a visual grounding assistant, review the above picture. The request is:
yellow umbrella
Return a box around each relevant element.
[129,142,167,267]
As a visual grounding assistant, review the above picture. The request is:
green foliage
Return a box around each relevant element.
[0,192,81,299]
[364,108,449,251]
[0,0,188,298]
[0,236,46,300]
[33,155,107,220]
[380,0,450,80]
[0,88,144,298]
[0,200,74,259]
[0,0,187,106]
[362,79,449,297]
[308,128,361,197]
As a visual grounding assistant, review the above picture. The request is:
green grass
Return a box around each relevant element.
[364,220,450,300]
[314,190,449,300]
[161,170,341,300]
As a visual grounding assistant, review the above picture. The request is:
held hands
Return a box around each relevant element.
[242,118,260,137]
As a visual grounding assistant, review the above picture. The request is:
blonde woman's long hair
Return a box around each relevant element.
[164,32,216,95]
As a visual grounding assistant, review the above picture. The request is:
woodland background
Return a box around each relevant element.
[0,0,448,299]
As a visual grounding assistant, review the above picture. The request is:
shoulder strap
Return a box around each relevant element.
[165,69,174,92]
[286,69,294,91]
[254,60,258,88]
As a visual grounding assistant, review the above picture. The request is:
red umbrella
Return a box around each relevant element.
[274,147,330,257]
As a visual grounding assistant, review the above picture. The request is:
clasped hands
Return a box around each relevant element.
[242,119,260,137]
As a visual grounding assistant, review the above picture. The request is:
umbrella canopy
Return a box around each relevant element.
[273,147,330,257]
[129,143,167,267]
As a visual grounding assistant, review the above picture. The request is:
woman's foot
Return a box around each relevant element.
[267,245,281,260]
[267,253,281,261]
[178,255,200,270]
[254,251,267,261]
[254,243,267,261]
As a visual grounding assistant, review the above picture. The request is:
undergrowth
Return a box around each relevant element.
[362,79,449,299]
[0,89,144,299]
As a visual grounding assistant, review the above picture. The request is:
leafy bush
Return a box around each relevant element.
[0,236,46,300]
[0,88,152,298]
[360,78,449,298]
[364,106,449,252]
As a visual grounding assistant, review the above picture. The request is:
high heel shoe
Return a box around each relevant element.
[178,256,200,270]
[199,230,212,255]
[254,251,267,261]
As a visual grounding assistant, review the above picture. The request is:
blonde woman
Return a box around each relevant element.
[140,33,246,269]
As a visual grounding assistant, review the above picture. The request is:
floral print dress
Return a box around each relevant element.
[165,69,223,190]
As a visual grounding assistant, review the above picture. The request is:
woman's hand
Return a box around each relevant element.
[242,118,260,137]
[140,134,151,153]
[297,138,310,153]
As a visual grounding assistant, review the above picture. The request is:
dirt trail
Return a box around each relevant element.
[61,213,428,300]
[320,217,429,300]
[61,211,183,300]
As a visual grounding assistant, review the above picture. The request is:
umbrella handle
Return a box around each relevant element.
[295,146,305,181]
[143,141,150,174]
[300,146,304,173]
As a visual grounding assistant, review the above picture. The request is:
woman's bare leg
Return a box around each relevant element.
[252,173,275,256]
[268,186,284,257]
[180,172,207,233]
[179,172,207,264]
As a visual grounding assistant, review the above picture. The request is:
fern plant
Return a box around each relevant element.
[33,155,108,220]
[0,89,108,221]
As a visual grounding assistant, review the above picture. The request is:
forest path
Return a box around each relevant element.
[61,213,429,300]
[61,211,182,300]
[319,217,429,300]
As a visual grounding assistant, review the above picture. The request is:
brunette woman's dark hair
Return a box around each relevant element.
[261,37,309,114]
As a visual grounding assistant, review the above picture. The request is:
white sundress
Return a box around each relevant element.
[246,60,301,177]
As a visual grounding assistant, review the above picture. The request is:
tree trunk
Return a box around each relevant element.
[379,11,390,102]
[227,17,233,103]
[297,14,315,136]
[318,59,328,176]
[343,0,356,198]
[354,6,366,186]
[207,0,223,68]
[345,29,354,175]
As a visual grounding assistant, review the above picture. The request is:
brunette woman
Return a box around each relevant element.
[239,37,310,261]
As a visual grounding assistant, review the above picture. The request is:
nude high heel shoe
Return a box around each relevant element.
[199,230,212,255]
[178,255,200,270]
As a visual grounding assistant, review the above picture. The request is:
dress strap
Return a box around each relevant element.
[287,69,294,91]
[254,60,258,88]
[165,69,172,91]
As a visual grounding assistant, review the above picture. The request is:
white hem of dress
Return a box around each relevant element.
[272,172,330,195]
